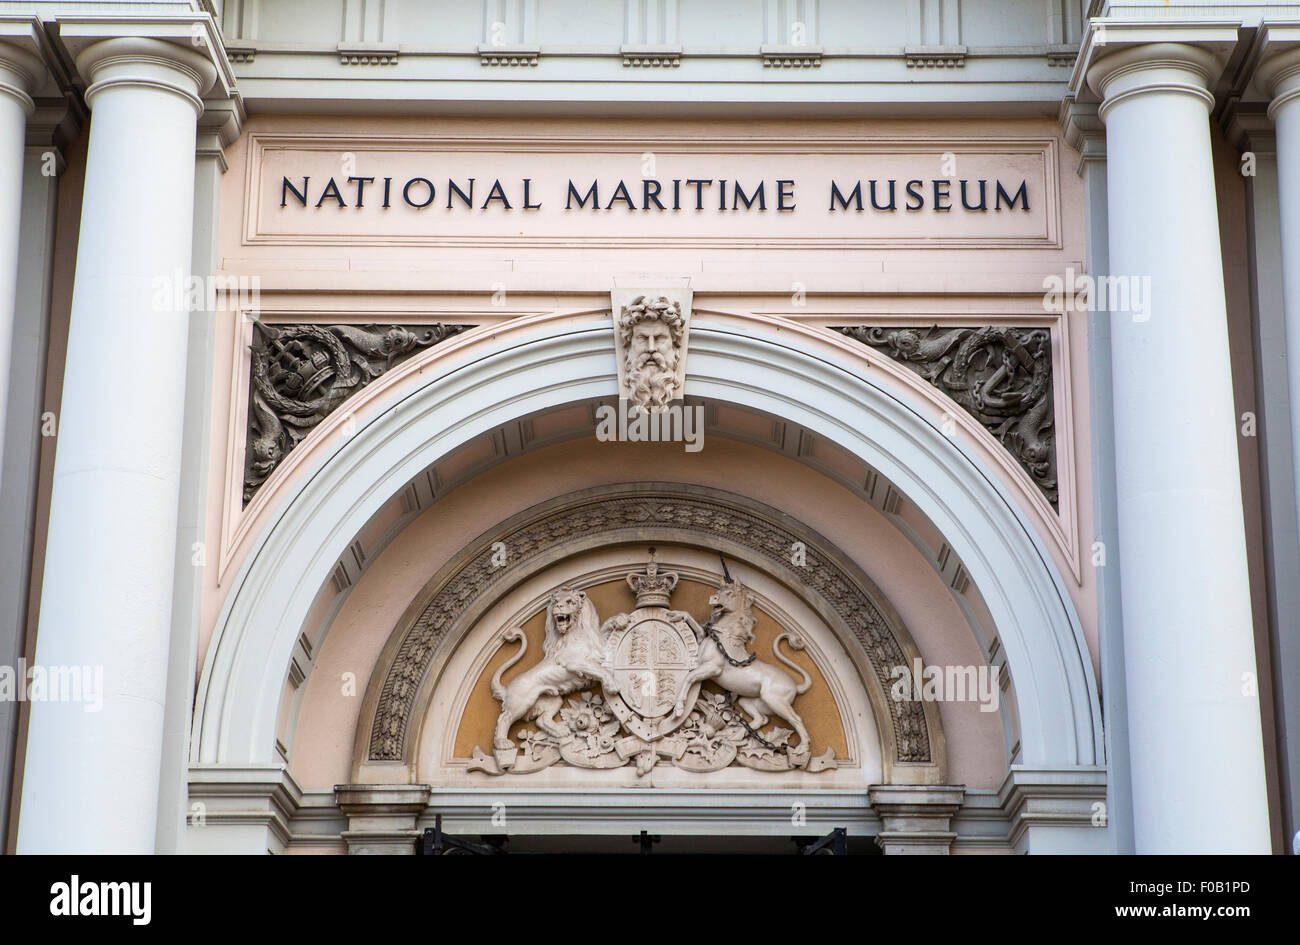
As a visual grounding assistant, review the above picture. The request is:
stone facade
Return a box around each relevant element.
[0,1,1294,859]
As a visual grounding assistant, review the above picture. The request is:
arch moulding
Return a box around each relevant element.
[191,308,1103,780]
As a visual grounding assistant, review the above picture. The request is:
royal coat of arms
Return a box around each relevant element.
[469,549,838,777]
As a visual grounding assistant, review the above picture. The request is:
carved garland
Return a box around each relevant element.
[835,325,1058,508]
[243,323,471,504]
[367,490,933,765]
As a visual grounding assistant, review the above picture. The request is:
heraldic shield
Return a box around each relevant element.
[603,557,704,743]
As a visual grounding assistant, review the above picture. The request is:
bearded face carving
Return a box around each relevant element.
[615,294,689,409]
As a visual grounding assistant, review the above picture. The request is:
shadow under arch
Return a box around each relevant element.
[192,308,1103,775]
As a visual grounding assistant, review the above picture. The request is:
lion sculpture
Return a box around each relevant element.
[489,587,621,769]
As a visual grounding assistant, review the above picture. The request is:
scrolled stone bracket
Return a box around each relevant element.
[478,44,539,66]
[904,45,967,68]
[760,45,822,68]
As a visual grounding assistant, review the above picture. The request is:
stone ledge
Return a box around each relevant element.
[999,766,1108,853]
[186,765,303,854]
[478,44,539,67]
[338,43,399,66]
[760,45,821,68]
[904,45,967,68]
[622,44,681,67]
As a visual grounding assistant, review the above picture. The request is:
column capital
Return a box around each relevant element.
[24,100,83,177]
[197,96,245,173]
[185,765,302,854]
[73,36,218,116]
[1253,24,1300,118]
[56,14,238,115]
[999,765,1108,852]
[0,18,54,115]
[1087,42,1226,121]
[26,98,82,150]
[1067,18,1239,113]
[1221,100,1275,157]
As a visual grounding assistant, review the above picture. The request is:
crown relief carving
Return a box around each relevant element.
[626,547,677,606]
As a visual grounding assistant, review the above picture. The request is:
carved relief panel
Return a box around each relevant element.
[411,544,887,789]
[464,550,842,779]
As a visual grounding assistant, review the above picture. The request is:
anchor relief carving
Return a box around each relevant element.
[469,550,838,776]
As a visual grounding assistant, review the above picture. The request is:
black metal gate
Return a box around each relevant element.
[418,815,850,854]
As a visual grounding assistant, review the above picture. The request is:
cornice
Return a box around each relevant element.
[54,13,238,103]
[1067,17,1243,103]
[0,15,58,102]
[1252,22,1300,117]
[1059,97,1106,175]
[1221,98,1275,155]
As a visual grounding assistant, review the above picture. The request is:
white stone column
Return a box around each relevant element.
[0,39,40,485]
[17,37,217,854]
[1262,51,1300,554]
[1258,38,1300,852]
[1087,43,1271,853]
[0,103,73,852]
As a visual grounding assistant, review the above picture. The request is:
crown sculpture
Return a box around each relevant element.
[626,547,678,607]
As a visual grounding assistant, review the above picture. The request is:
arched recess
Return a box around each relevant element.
[192,309,1103,774]
[353,483,945,785]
